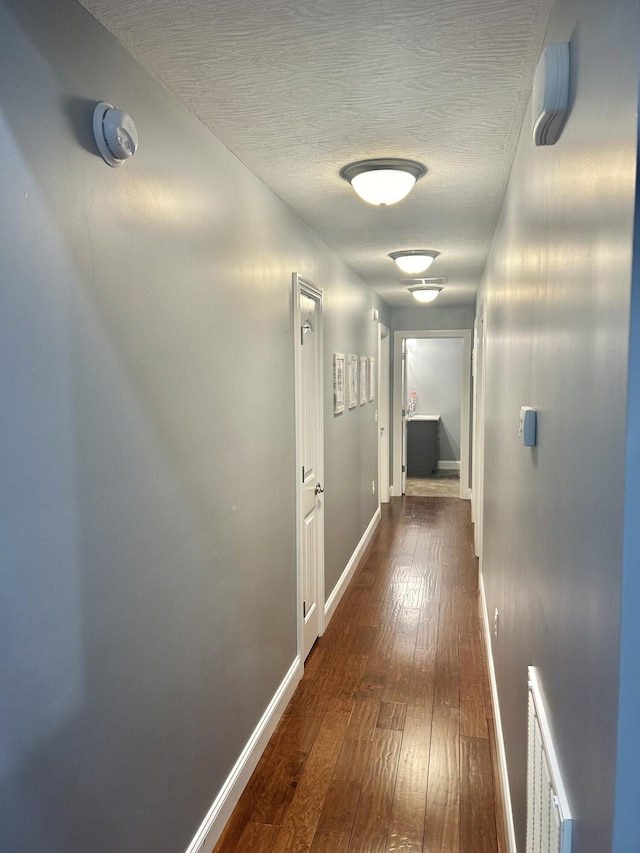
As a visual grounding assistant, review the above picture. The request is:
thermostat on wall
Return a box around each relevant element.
[519,407,537,447]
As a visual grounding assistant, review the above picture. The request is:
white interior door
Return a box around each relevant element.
[294,274,324,661]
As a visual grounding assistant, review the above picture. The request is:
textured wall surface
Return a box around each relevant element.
[78,0,553,307]
[478,0,639,848]
[0,1,387,850]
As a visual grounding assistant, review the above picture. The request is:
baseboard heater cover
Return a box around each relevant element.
[527,666,573,853]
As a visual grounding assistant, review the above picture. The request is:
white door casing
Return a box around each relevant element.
[472,304,486,561]
[392,329,472,499]
[378,324,390,504]
[400,337,407,495]
[293,274,324,661]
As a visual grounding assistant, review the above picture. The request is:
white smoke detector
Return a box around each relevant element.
[532,43,570,146]
[93,102,138,167]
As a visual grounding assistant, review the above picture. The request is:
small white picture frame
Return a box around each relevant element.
[369,356,376,402]
[348,354,358,409]
[360,356,368,405]
[333,352,345,414]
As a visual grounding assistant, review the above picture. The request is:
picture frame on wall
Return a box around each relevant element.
[348,354,358,409]
[333,353,345,414]
[369,356,376,401]
[360,356,368,405]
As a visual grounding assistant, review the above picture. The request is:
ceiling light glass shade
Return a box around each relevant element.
[406,281,446,303]
[389,250,439,274]
[351,170,415,205]
[409,287,442,303]
[340,158,427,206]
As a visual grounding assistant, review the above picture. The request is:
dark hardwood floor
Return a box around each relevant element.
[213,496,506,853]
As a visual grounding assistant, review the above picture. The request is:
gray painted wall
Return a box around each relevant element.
[391,303,476,334]
[323,292,385,596]
[0,1,388,850]
[478,0,639,849]
[405,338,463,461]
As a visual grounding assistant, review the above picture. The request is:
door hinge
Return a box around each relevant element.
[303,600,306,617]
[302,466,305,482]
[402,464,406,472]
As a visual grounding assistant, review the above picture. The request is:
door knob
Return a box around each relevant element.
[315,483,325,495]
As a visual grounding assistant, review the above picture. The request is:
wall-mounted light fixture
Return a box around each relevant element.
[389,249,439,274]
[405,277,448,303]
[93,102,138,167]
[340,158,426,206]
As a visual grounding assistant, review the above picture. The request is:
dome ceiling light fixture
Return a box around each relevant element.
[404,277,448,304]
[340,158,427,206]
[389,249,440,275]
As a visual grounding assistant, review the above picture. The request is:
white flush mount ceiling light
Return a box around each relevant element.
[532,42,570,146]
[93,101,139,167]
[409,287,442,303]
[405,277,448,303]
[389,250,440,275]
[340,158,427,206]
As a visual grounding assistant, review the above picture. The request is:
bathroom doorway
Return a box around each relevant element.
[392,330,472,499]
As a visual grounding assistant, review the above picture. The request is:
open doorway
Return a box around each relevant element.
[392,329,472,499]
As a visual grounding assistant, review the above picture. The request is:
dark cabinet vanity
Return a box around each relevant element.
[405,415,440,477]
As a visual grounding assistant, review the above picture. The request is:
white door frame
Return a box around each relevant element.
[378,323,390,504]
[472,304,486,560]
[293,273,325,661]
[392,329,472,499]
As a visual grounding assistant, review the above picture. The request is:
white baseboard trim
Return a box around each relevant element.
[185,655,303,853]
[479,573,517,852]
[437,460,461,472]
[324,506,381,629]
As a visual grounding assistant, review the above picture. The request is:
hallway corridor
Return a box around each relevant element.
[214,497,506,852]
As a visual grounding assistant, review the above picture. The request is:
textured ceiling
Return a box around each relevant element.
[80,0,552,307]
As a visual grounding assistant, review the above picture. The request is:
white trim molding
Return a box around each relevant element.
[185,656,303,853]
[480,573,517,852]
[324,507,381,627]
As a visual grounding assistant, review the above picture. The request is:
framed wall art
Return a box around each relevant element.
[348,354,358,409]
[360,356,368,405]
[369,356,376,401]
[333,352,345,414]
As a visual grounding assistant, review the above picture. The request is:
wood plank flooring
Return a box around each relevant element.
[213,496,506,853]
